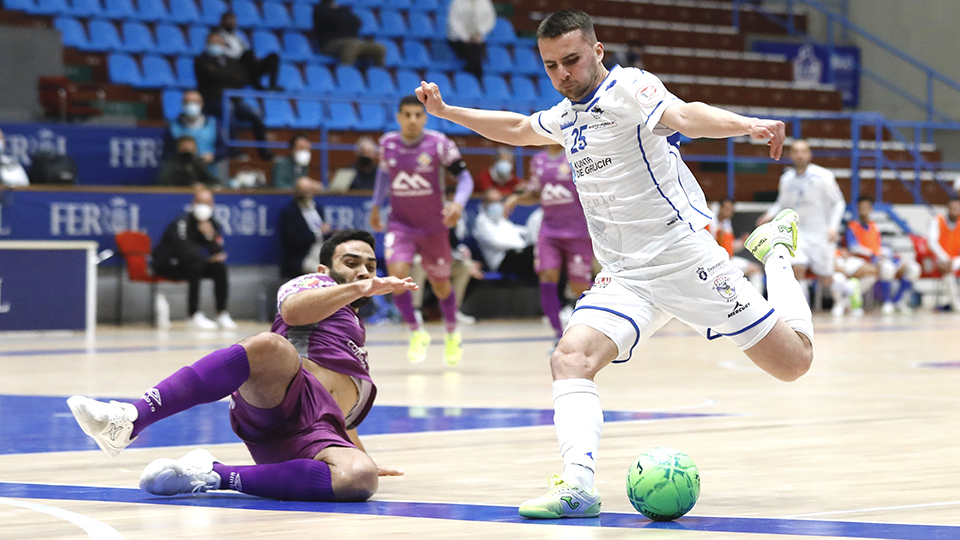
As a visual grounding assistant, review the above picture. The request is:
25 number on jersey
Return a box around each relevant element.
[569,127,588,154]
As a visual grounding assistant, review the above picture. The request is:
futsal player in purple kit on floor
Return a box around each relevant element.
[67,230,413,502]
[505,144,593,347]
[369,95,475,366]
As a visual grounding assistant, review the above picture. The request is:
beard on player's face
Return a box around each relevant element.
[328,267,373,309]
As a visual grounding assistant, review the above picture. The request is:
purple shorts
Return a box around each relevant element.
[535,235,594,283]
[384,228,452,281]
[229,365,355,465]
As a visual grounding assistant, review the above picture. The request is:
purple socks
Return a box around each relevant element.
[437,291,458,333]
[132,344,250,437]
[393,290,420,331]
[212,459,335,501]
[540,281,563,338]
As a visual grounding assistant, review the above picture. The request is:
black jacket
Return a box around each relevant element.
[194,52,248,111]
[152,212,225,275]
[313,4,361,49]
[278,199,324,280]
[157,154,221,187]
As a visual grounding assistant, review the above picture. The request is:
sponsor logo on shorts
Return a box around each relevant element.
[713,276,737,301]
[696,260,725,281]
[727,301,750,318]
[571,156,613,178]
[696,267,708,281]
[594,276,611,289]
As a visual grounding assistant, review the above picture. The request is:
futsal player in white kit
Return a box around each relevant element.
[415,10,814,518]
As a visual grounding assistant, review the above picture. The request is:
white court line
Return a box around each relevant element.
[778,500,960,518]
[0,497,123,540]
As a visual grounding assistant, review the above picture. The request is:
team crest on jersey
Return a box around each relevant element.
[416,152,433,168]
[635,84,664,106]
[713,276,737,301]
[594,276,612,289]
[590,105,605,118]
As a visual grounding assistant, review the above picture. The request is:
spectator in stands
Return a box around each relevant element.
[607,40,644,69]
[272,133,317,189]
[195,32,273,161]
[446,0,496,80]
[152,187,237,330]
[472,191,536,279]
[165,91,221,171]
[158,136,222,187]
[350,136,378,191]
[278,177,330,281]
[0,129,28,187]
[475,146,523,198]
[217,12,282,91]
[312,0,386,67]
[928,197,960,310]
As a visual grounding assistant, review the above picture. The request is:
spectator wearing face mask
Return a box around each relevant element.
[471,190,536,278]
[158,136,222,187]
[475,147,523,198]
[0,128,29,187]
[217,12,282,91]
[349,136,378,191]
[271,133,318,189]
[152,187,237,329]
[165,90,222,173]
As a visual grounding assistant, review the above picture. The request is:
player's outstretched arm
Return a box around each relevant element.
[416,81,554,147]
[659,102,785,160]
[281,277,418,326]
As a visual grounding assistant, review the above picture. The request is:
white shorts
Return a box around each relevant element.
[791,233,835,277]
[839,255,867,276]
[567,229,778,362]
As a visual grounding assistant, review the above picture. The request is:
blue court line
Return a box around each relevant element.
[916,361,960,369]
[0,482,956,539]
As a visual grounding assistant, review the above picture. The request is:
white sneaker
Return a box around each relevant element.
[456,311,476,324]
[881,302,895,316]
[189,312,218,330]
[216,312,237,329]
[559,305,574,327]
[519,474,602,519]
[851,307,865,317]
[140,449,222,496]
[66,396,138,458]
[830,304,845,317]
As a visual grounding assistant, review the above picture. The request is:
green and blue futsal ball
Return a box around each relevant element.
[626,447,700,521]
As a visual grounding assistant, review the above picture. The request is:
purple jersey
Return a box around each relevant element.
[530,150,590,239]
[271,273,376,427]
[378,129,462,234]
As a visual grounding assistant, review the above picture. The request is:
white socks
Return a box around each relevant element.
[553,378,603,490]
[764,245,814,342]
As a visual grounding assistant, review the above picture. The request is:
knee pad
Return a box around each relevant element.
[879,259,896,281]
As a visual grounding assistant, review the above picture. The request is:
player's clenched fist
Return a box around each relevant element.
[416,81,446,115]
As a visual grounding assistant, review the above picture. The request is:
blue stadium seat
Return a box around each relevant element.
[136,0,170,22]
[281,31,313,62]
[512,46,541,77]
[395,69,421,96]
[353,8,377,37]
[102,0,134,19]
[155,23,189,56]
[166,0,200,24]
[325,101,358,130]
[140,54,177,87]
[365,67,396,98]
[510,75,538,110]
[175,56,196,88]
[292,100,322,129]
[482,74,510,107]
[407,11,435,40]
[232,0,262,28]
[452,72,482,106]
[410,0,438,13]
[381,39,401,68]
[252,29,282,58]
[187,24,211,55]
[54,17,91,49]
[487,17,516,45]
[261,1,291,30]
[537,76,559,108]
[107,53,143,85]
[67,0,102,18]
[3,0,38,14]
[483,45,512,75]
[424,69,452,95]
[399,39,430,70]
[119,21,156,53]
[263,98,296,128]
[277,62,304,91]
[305,64,335,94]
[429,39,461,70]
[334,65,367,95]
[162,88,183,120]
[378,10,407,38]
[88,19,124,51]
[33,0,69,16]
[356,102,386,131]
[290,3,312,31]
[198,0,226,26]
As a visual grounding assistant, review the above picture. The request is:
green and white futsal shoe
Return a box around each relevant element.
[408,329,431,364]
[443,331,463,366]
[745,209,799,264]
[518,474,601,519]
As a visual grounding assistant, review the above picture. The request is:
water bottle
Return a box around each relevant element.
[155,292,171,329]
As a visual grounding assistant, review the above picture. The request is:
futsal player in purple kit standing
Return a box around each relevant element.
[369,95,475,366]
[67,230,413,502]
[505,144,593,347]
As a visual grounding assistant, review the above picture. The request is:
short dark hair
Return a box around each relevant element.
[536,10,597,43]
[858,196,874,205]
[220,11,235,23]
[398,95,424,112]
[289,132,310,149]
[320,229,376,267]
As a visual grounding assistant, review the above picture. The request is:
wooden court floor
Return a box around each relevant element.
[1,313,959,540]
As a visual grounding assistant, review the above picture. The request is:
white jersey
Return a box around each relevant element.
[767,163,845,241]
[530,65,712,272]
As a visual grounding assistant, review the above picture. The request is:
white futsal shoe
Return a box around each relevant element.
[189,312,219,330]
[519,474,601,519]
[745,209,799,264]
[66,395,138,457]
[217,312,238,329]
[140,449,222,496]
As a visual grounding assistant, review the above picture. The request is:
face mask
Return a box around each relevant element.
[178,151,196,162]
[183,103,202,117]
[193,203,213,222]
[207,44,223,56]
[357,156,374,168]
[485,202,504,221]
[294,149,311,167]
[494,159,512,179]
